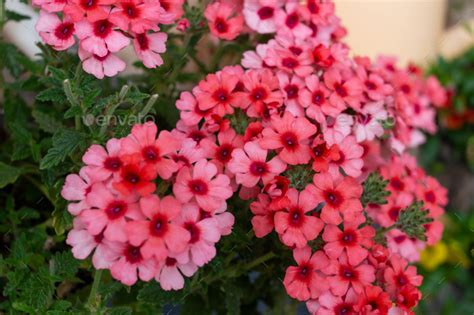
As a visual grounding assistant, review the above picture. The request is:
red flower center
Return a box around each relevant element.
[388,207,400,221]
[165,257,177,266]
[280,131,298,149]
[394,235,407,243]
[324,189,342,207]
[307,1,319,14]
[216,144,233,163]
[340,265,358,280]
[400,84,411,94]
[251,87,268,101]
[285,84,299,99]
[312,91,324,105]
[185,222,200,243]
[257,6,274,20]
[297,263,312,281]
[189,130,206,143]
[424,191,436,203]
[123,2,140,18]
[125,245,142,263]
[312,144,325,157]
[103,156,122,171]
[285,13,299,29]
[397,273,408,286]
[289,46,303,56]
[340,230,357,245]
[105,200,127,219]
[357,113,372,125]
[136,33,149,50]
[142,145,160,163]
[150,215,168,237]
[282,57,299,69]
[124,169,140,184]
[199,209,212,220]
[334,303,354,315]
[93,19,113,38]
[365,80,377,90]
[249,161,268,176]
[335,83,348,97]
[289,208,304,227]
[189,179,209,195]
[54,22,75,40]
[214,18,229,33]
[81,0,97,9]
[390,177,404,191]
[212,88,230,103]
[94,232,104,243]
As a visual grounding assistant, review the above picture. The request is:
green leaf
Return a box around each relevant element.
[106,306,133,315]
[50,251,79,280]
[224,283,242,315]
[6,10,31,22]
[137,282,185,306]
[40,129,84,170]
[396,201,434,241]
[0,162,22,188]
[32,109,63,134]
[361,172,391,207]
[37,87,66,103]
[51,205,72,236]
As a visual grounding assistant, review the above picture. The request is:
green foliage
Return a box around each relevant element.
[395,201,433,241]
[361,172,391,207]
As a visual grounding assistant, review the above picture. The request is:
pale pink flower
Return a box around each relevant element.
[78,48,126,79]
[274,3,312,39]
[328,136,364,178]
[243,0,283,34]
[61,168,96,215]
[155,255,198,291]
[33,0,66,12]
[35,11,75,51]
[353,101,388,142]
[133,32,168,69]
[321,114,354,146]
[176,91,210,126]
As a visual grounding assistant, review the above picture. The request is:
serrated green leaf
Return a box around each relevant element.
[0,162,22,188]
[50,251,79,279]
[51,205,72,235]
[32,109,63,134]
[37,87,66,103]
[106,306,133,315]
[40,130,83,170]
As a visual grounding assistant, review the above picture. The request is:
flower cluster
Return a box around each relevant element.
[34,0,185,79]
[370,153,447,262]
[62,122,234,288]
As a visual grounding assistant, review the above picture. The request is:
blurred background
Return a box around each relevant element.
[334,0,474,314]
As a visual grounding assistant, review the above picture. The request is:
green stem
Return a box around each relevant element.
[87,269,103,313]
[241,251,276,272]
[24,174,55,205]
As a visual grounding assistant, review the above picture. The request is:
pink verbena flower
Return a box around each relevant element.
[204,1,244,41]
[35,11,75,51]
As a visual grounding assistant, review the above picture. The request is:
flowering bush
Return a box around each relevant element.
[0,0,451,314]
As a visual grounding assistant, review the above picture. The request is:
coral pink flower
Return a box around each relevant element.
[310,173,363,225]
[306,289,359,315]
[155,255,198,290]
[176,18,190,32]
[283,247,330,301]
[76,18,130,57]
[274,188,324,248]
[61,168,96,215]
[425,221,443,246]
[159,0,185,19]
[193,71,240,116]
[300,0,335,25]
[126,195,190,260]
[133,32,168,69]
[328,136,364,178]
[324,254,376,296]
[173,159,233,212]
[110,242,158,286]
[202,128,243,172]
[113,156,156,196]
[301,74,340,123]
[310,135,340,173]
[250,194,276,238]
[64,0,115,22]
[174,203,221,266]
[266,46,313,77]
[376,197,410,228]
[121,122,180,179]
[260,112,317,165]
[235,69,283,114]
[82,138,122,181]
[415,176,447,218]
[78,49,126,79]
[322,215,375,266]
[228,141,286,187]
[426,76,448,107]
[67,217,121,269]
[354,101,388,142]
[356,64,393,102]
[176,92,210,126]
[384,254,423,297]
[109,0,168,33]
[387,230,424,263]
[243,0,283,34]
[356,285,392,314]
[204,1,244,41]
[395,285,421,313]
[200,204,235,236]
[274,3,312,39]
[277,72,307,116]
[33,0,66,12]
[170,138,206,170]
[324,68,363,110]
[35,11,75,51]
[81,182,142,242]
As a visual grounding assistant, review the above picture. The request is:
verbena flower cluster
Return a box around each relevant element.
[62,122,235,288]
[59,0,449,314]
[34,0,185,78]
